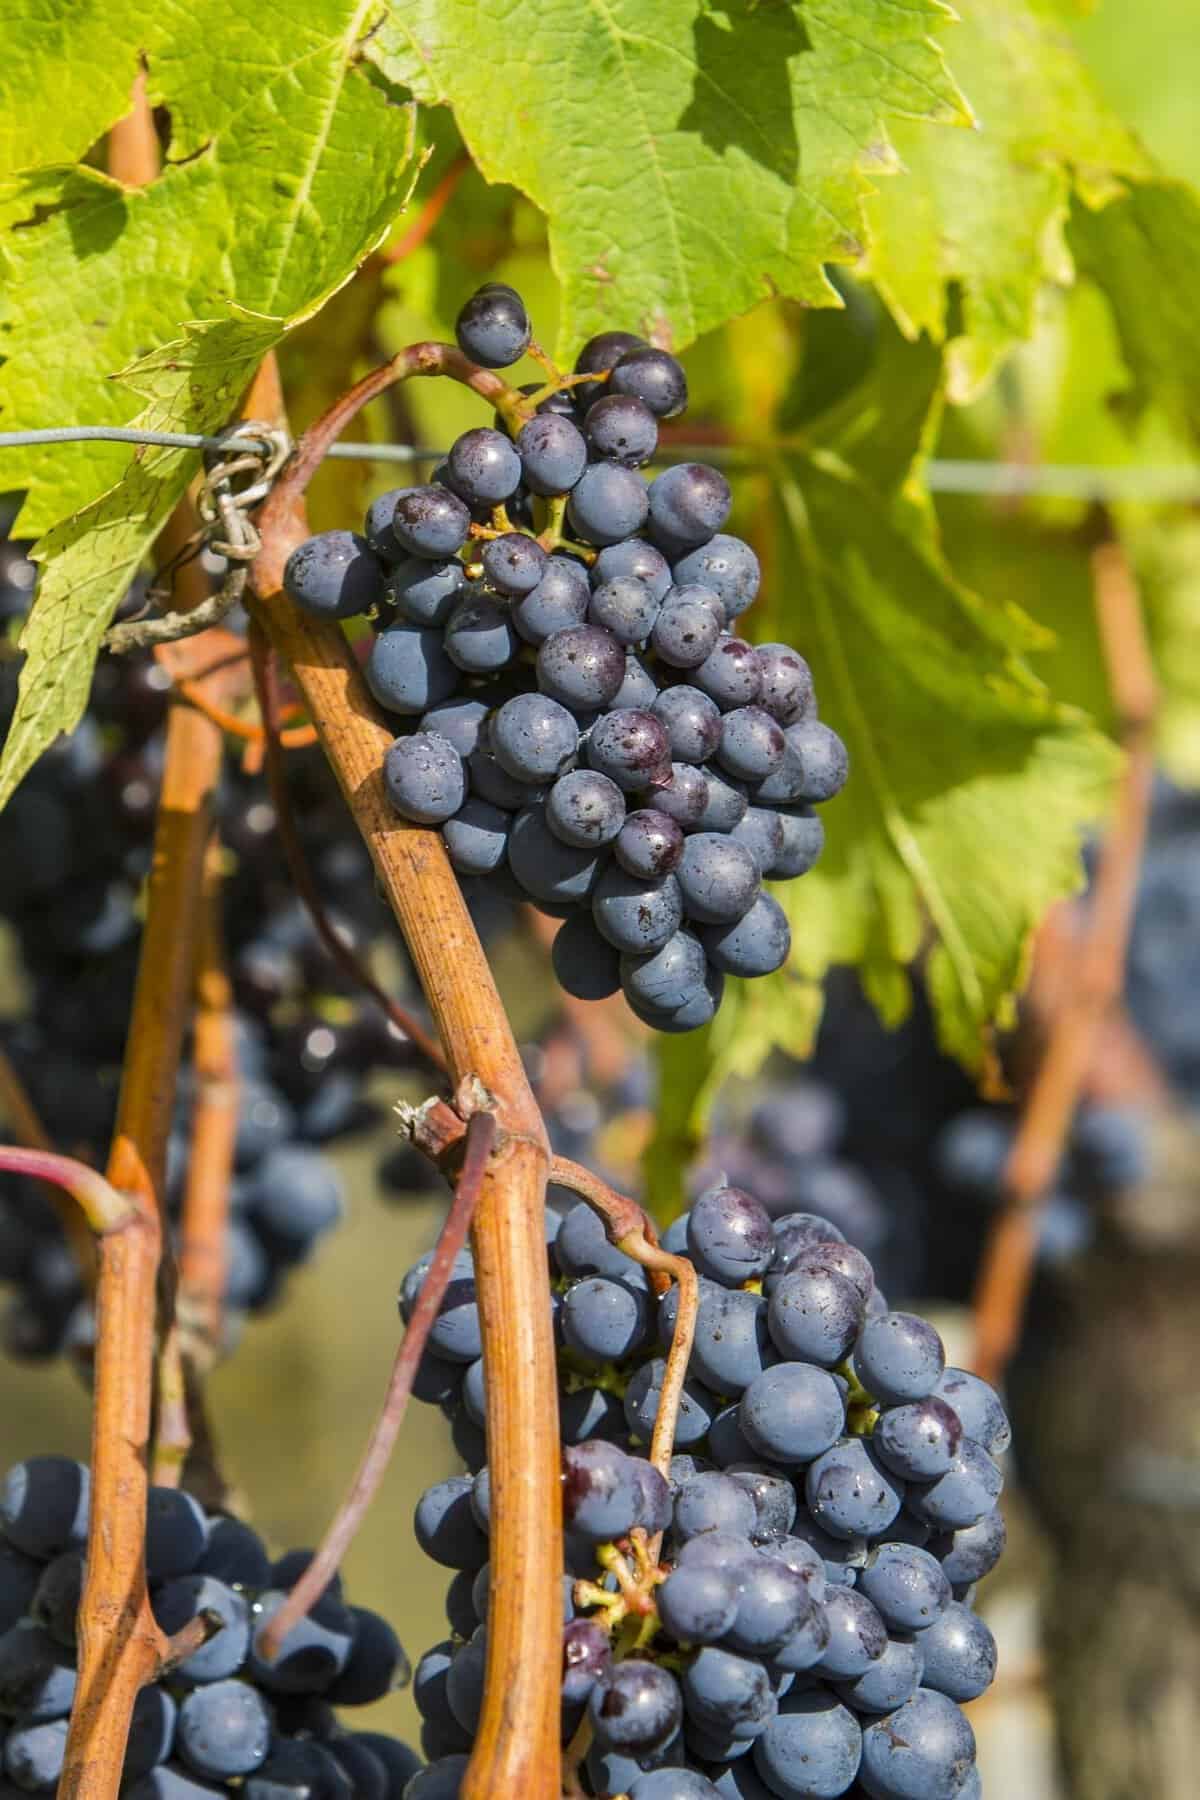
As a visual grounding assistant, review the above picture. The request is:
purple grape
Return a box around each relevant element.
[517,413,588,495]
[648,463,731,549]
[567,463,650,546]
[481,532,547,596]
[455,283,531,368]
[585,393,659,466]
[610,348,688,419]
[587,709,672,791]
[589,575,663,645]
[677,834,760,925]
[615,809,685,879]
[701,894,791,978]
[546,769,626,847]
[384,733,465,824]
[593,539,673,600]
[391,486,471,558]
[695,637,763,710]
[284,531,382,619]
[537,624,627,709]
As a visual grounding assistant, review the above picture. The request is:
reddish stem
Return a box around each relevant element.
[259,1108,497,1654]
[379,154,472,265]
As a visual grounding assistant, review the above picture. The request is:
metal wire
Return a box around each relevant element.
[1,424,1198,500]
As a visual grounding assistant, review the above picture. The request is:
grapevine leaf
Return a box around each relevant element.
[0,2,145,178]
[1067,179,1200,448]
[371,0,970,352]
[865,0,1152,400]
[0,1,421,808]
[0,318,284,811]
[768,455,1118,1072]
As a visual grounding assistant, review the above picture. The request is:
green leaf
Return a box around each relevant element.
[0,318,280,810]
[0,1,421,808]
[0,2,144,177]
[1067,179,1200,448]
[767,454,1118,1072]
[372,0,969,352]
[865,0,1152,400]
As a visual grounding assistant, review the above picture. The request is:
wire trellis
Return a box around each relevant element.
[1,424,1198,502]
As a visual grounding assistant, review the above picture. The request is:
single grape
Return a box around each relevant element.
[610,347,688,418]
[446,427,523,509]
[646,763,709,830]
[391,486,471,558]
[592,867,683,954]
[701,894,790,978]
[915,1602,997,1702]
[567,463,650,546]
[511,554,590,644]
[547,769,626,847]
[752,1689,862,1800]
[905,1439,1003,1531]
[589,1659,683,1756]
[718,707,787,781]
[551,912,622,1000]
[367,625,458,715]
[728,806,784,875]
[739,1363,845,1465]
[593,538,673,600]
[455,282,531,367]
[652,686,722,764]
[403,1756,470,1799]
[930,1508,1007,1587]
[445,1627,488,1732]
[629,1769,722,1798]
[585,393,659,466]
[481,532,547,596]
[874,1398,964,1482]
[615,808,685,879]
[680,1646,776,1740]
[419,694,491,758]
[383,555,468,628]
[442,798,510,875]
[444,592,519,674]
[3,1716,70,1791]
[0,1457,89,1559]
[780,720,849,803]
[467,748,539,810]
[491,692,579,783]
[516,413,588,495]
[767,1263,864,1368]
[554,1202,646,1283]
[815,1587,888,1680]
[857,1543,951,1633]
[284,531,383,619]
[932,1368,1012,1458]
[562,1617,613,1708]
[770,805,824,878]
[725,1466,799,1543]
[145,1487,208,1580]
[687,1186,773,1283]
[855,1312,945,1406]
[754,644,815,725]
[562,1441,642,1543]
[695,767,749,833]
[834,1630,925,1716]
[0,1621,76,1719]
[652,600,722,670]
[648,463,731,549]
[858,1687,976,1800]
[508,806,602,905]
[562,1276,653,1363]
[176,1680,271,1780]
[589,575,663,645]
[414,1477,489,1570]
[587,709,672,791]
[621,928,708,1015]
[672,535,760,618]
[805,1438,906,1542]
[383,732,465,825]
[198,1518,271,1590]
[694,637,763,711]
[676,833,760,925]
[537,623,627,709]
[670,1471,757,1543]
[627,963,723,1033]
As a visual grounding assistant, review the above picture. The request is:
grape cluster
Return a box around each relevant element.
[403,1191,1006,1796]
[284,284,847,1033]
[0,1455,417,1795]
[0,611,435,1360]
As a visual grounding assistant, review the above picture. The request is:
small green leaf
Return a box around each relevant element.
[866,0,1152,399]
[372,0,969,351]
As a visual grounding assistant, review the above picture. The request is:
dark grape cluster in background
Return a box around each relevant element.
[0,1454,418,1795]
[402,1190,1007,1797]
[283,284,849,1034]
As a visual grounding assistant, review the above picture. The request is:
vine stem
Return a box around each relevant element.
[547,1156,698,1558]
[0,1150,135,1235]
[970,535,1158,1385]
[259,1106,498,1655]
[248,352,560,1797]
[0,1046,98,1288]
[60,90,260,1800]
